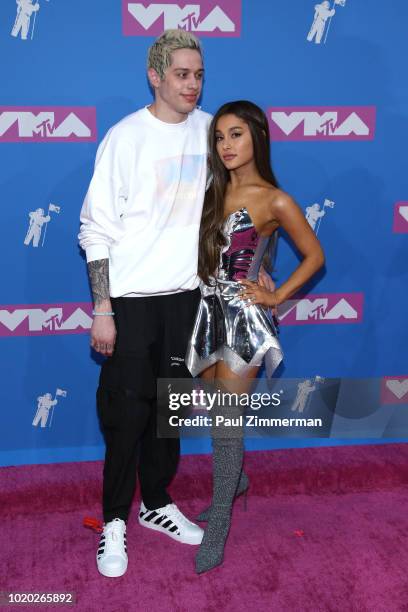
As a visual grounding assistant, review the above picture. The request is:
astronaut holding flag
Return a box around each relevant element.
[24,208,50,247]
[23,203,61,247]
[32,388,67,428]
[11,0,40,41]
[307,0,346,45]
[291,377,325,414]
[306,204,326,232]
[306,199,335,234]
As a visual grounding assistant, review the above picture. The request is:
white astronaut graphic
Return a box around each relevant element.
[32,388,67,428]
[24,203,60,247]
[24,208,50,247]
[307,2,335,44]
[11,0,40,40]
[32,393,57,428]
[306,203,325,231]
[305,199,335,235]
[291,377,324,414]
[307,0,346,45]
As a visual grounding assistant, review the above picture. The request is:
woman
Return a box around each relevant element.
[186,101,325,574]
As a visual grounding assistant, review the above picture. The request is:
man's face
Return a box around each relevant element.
[150,48,204,118]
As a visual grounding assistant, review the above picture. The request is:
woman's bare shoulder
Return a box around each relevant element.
[267,187,296,210]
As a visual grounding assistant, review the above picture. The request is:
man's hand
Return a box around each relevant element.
[87,259,115,356]
[90,316,116,356]
[258,267,276,292]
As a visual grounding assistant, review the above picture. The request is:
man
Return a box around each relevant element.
[79,29,210,578]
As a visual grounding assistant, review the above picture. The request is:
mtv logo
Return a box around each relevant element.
[267,106,376,141]
[278,293,364,325]
[393,202,408,233]
[381,377,408,404]
[0,303,93,337]
[0,107,97,142]
[123,1,241,37]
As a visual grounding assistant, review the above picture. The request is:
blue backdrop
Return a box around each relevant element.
[1,1,407,466]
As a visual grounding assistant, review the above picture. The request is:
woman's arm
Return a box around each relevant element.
[240,192,324,307]
[271,193,325,304]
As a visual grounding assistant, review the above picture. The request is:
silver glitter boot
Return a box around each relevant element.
[196,471,249,522]
[195,438,244,574]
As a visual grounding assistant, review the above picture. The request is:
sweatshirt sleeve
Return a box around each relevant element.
[78,126,134,262]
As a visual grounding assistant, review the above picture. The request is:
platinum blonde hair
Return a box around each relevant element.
[147,29,203,79]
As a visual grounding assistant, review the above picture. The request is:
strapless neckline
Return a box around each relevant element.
[223,207,247,223]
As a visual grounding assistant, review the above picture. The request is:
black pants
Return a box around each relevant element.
[97,289,200,523]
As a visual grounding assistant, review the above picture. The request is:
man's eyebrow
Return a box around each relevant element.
[172,67,205,72]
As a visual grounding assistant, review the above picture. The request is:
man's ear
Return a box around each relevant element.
[147,68,161,89]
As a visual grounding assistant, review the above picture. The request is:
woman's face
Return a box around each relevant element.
[215,114,255,172]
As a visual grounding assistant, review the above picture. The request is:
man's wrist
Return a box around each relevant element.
[94,298,112,312]
[92,311,114,316]
[93,298,113,314]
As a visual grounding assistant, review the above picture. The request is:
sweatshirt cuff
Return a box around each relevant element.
[85,244,110,263]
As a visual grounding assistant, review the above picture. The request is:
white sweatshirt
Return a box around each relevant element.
[79,106,211,297]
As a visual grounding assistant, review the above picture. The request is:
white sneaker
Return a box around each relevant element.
[96,518,128,578]
[139,502,203,545]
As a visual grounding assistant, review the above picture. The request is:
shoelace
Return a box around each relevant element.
[103,521,125,552]
[163,504,194,528]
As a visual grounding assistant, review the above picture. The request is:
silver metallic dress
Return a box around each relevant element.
[186,207,283,377]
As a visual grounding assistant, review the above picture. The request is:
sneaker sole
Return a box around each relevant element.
[97,559,128,578]
[138,517,203,545]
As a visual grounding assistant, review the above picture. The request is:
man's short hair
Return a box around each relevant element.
[147,29,202,79]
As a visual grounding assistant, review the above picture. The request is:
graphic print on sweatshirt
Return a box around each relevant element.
[154,154,206,229]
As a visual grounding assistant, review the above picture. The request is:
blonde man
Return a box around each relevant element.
[79,30,211,577]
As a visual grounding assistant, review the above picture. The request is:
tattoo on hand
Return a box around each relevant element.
[88,259,110,306]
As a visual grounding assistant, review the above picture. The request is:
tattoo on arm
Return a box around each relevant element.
[88,259,110,306]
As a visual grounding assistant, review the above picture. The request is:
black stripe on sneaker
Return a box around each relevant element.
[144,511,159,523]
[169,525,179,533]
[162,520,173,529]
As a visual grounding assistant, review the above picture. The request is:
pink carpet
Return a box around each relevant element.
[2,444,408,611]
